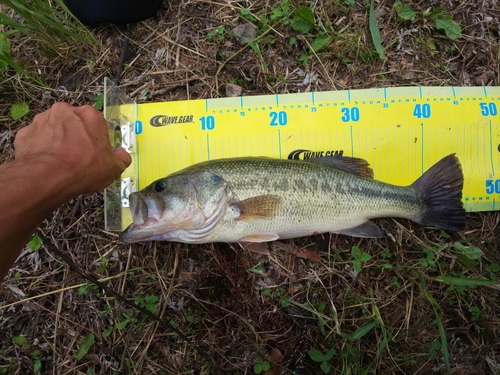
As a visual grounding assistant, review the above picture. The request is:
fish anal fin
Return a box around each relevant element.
[239,233,280,243]
[232,195,282,221]
[308,156,374,179]
[335,221,383,238]
[240,241,270,254]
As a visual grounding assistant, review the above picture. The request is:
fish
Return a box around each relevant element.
[119,154,465,244]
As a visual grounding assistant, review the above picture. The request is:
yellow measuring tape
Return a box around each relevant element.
[104,80,500,231]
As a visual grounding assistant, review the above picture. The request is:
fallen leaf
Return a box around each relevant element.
[295,249,324,262]
[265,347,284,375]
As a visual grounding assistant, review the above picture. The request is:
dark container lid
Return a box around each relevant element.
[65,0,162,25]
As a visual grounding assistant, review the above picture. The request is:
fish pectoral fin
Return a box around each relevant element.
[231,195,282,221]
[335,221,383,238]
[240,241,270,254]
[239,233,280,243]
[308,156,374,179]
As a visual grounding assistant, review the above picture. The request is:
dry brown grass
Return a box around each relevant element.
[1,0,500,374]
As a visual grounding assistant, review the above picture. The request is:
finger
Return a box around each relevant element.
[113,147,132,169]
[75,105,105,125]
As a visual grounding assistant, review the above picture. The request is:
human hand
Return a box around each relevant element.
[14,102,131,196]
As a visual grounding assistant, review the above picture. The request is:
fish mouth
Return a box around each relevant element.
[119,193,165,243]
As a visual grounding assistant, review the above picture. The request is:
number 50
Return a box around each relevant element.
[486,179,500,194]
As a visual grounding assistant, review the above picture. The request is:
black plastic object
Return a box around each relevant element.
[65,0,162,25]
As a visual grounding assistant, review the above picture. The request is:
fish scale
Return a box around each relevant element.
[208,159,421,241]
[119,155,465,244]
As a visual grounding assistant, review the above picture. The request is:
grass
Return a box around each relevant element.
[0,0,100,58]
[1,0,500,374]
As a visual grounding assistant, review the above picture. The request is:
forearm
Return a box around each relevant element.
[1,103,130,281]
[0,159,77,280]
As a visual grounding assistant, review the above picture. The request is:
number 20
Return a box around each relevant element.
[270,111,287,126]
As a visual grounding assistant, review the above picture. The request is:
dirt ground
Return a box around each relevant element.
[1,0,500,374]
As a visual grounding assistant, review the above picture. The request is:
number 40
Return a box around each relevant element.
[413,104,431,119]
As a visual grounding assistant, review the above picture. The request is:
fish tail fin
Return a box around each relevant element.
[412,154,465,231]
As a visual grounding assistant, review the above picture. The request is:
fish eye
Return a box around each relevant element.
[154,181,167,192]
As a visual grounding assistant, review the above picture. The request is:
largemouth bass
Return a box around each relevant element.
[119,154,465,244]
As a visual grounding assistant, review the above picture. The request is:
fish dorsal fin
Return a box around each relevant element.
[231,195,282,221]
[307,156,374,178]
[335,221,383,238]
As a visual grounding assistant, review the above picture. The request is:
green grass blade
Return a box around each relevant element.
[0,54,47,87]
[435,317,451,374]
[369,0,386,60]
[74,333,95,361]
[351,321,376,340]
[434,275,499,287]
[1,0,100,56]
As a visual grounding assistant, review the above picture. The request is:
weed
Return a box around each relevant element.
[369,0,386,60]
[26,234,42,251]
[380,248,392,259]
[253,357,270,374]
[451,241,483,261]
[32,349,42,372]
[96,257,108,273]
[308,348,336,373]
[207,25,226,41]
[134,295,159,314]
[340,345,366,373]
[248,261,266,275]
[351,246,371,273]
[0,32,45,85]
[184,314,197,335]
[389,276,401,288]
[98,302,113,317]
[350,321,377,340]
[280,298,291,307]
[10,102,29,120]
[78,281,100,297]
[417,275,451,373]
[102,326,114,337]
[13,336,42,372]
[486,263,500,280]
[292,6,316,34]
[75,333,95,361]
[116,312,136,330]
[12,336,28,346]
[394,2,462,40]
[0,0,100,57]
[290,5,333,66]
[240,9,256,23]
[145,274,157,283]
[468,305,488,322]
[419,248,437,269]
[228,77,243,85]
[92,93,104,111]
[394,2,419,21]
[424,339,441,361]
[434,274,499,296]
[272,0,292,24]
[260,288,271,297]
[0,33,10,70]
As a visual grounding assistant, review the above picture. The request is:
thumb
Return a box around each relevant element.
[113,147,132,170]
